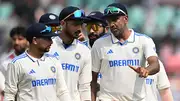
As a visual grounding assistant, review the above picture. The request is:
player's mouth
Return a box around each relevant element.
[14,45,21,50]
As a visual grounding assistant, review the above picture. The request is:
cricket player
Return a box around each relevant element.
[0,27,29,76]
[84,11,109,100]
[91,3,160,101]
[49,6,92,101]
[4,23,71,101]
[145,60,174,101]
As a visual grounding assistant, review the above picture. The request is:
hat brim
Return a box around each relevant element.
[84,16,108,26]
[88,16,104,23]
[45,21,60,26]
[102,13,124,19]
[41,32,59,37]
[67,17,89,21]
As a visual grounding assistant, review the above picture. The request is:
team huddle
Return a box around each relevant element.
[0,2,174,101]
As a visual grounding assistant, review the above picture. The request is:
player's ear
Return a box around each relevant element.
[32,37,38,45]
[124,16,128,23]
[60,20,65,26]
[105,26,109,33]
[124,16,128,20]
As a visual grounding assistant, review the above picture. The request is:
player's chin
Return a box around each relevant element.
[44,47,51,52]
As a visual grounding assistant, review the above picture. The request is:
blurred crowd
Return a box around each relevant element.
[0,0,180,100]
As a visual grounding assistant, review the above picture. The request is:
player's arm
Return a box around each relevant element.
[157,61,174,101]
[159,88,174,101]
[129,37,160,78]
[55,60,72,101]
[144,37,160,75]
[4,63,19,101]
[146,56,159,75]
[91,43,101,101]
[78,49,92,101]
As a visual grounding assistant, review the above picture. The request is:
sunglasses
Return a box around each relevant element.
[62,10,85,21]
[104,6,127,16]
[40,26,52,33]
[51,26,61,32]
[86,23,103,32]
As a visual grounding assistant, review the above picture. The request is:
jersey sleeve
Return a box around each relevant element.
[91,42,102,73]
[143,37,158,59]
[54,59,72,101]
[157,61,170,90]
[4,62,20,101]
[78,49,92,100]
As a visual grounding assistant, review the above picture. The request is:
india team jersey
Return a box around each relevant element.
[0,50,16,76]
[145,60,170,101]
[4,51,71,101]
[91,29,158,101]
[49,37,92,101]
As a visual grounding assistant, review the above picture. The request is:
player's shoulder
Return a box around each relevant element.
[134,32,152,39]
[0,50,15,61]
[44,53,59,59]
[11,52,27,63]
[134,32,155,45]
[99,33,111,40]
[77,40,91,51]
[93,33,111,47]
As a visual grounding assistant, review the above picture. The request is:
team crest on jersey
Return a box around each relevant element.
[51,66,56,73]
[132,47,139,54]
[75,53,81,60]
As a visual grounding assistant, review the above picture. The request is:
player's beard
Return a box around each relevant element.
[88,29,106,47]
[15,48,26,55]
[38,45,51,53]
[44,45,52,52]
[111,25,125,39]
[65,28,81,40]
[14,45,27,55]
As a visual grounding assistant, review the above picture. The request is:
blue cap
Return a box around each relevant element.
[26,23,58,39]
[39,13,59,26]
[59,6,87,21]
[85,11,108,26]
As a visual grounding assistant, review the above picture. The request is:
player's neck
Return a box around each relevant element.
[59,30,74,45]
[117,28,131,42]
[27,46,44,59]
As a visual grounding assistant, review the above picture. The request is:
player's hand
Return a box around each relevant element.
[128,65,149,78]
[78,32,85,41]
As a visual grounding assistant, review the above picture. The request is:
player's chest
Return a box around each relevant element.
[23,61,57,79]
[54,48,83,73]
[102,43,143,59]
[55,46,83,64]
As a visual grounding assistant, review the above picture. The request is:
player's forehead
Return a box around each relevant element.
[12,34,26,39]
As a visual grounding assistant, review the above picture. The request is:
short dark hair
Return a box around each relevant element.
[10,26,26,38]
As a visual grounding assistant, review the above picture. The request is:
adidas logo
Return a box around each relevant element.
[53,52,59,56]
[107,49,113,54]
[29,69,36,74]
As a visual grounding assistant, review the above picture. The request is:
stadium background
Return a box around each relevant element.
[0,0,180,100]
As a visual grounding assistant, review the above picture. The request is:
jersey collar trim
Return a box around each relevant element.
[57,36,78,46]
[25,51,46,62]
